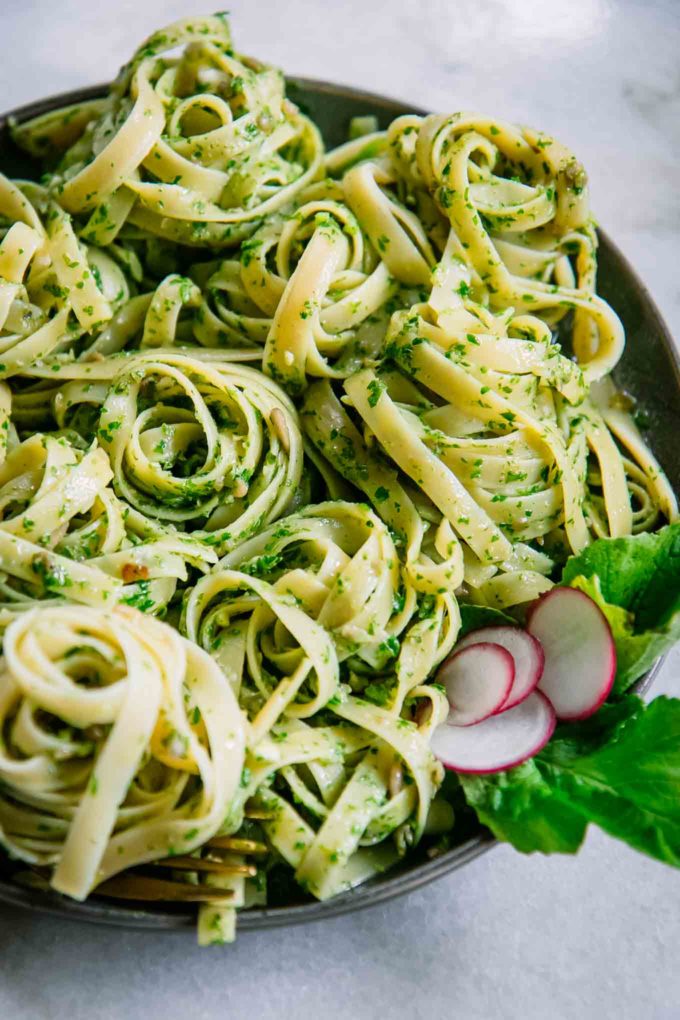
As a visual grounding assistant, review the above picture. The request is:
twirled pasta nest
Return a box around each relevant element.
[183,500,450,897]
[0,426,221,620]
[0,605,245,901]
[14,15,323,250]
[62,351,304,546]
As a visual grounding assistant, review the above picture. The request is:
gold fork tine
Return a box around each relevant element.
[153,855,257,877]
[95,874,236,902]
[207,836,268,855]
[21,840,263,905]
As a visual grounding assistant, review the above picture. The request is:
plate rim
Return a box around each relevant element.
[0,78,675,933]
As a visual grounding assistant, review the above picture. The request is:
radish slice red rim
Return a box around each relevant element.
[437,642,514,726]
[456,625,545,711]
[430,691,556,774]
[527,586,616,721]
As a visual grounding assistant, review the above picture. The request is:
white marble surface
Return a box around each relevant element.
[1,1,679,1017]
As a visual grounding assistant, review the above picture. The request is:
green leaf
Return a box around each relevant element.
[459,603,514,637]
[569,575,680,693]
[562,522,680,630]
[537,697,680,866]
[541,697,641,758]
[561,523,680,691]
[460,761,588,853]
[461,696,680,868]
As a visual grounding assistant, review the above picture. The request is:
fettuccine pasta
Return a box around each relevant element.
[0,15,675,943]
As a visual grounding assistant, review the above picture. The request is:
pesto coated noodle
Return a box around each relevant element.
[0,15,675,943]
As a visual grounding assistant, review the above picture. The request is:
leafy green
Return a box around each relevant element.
[569,574,680,693]
[562,523,680,629]
[461,697,680,867]
[460,760,588,853]
[562,523,680,692]
[459,528,680,869]
[459,603,514,637]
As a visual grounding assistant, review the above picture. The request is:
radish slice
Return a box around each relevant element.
[456,626,545,710]
[430,691,556,773]
[527,587,616,721]
[437,643,514,726]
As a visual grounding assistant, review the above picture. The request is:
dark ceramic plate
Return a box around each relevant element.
[0,79,677,932]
